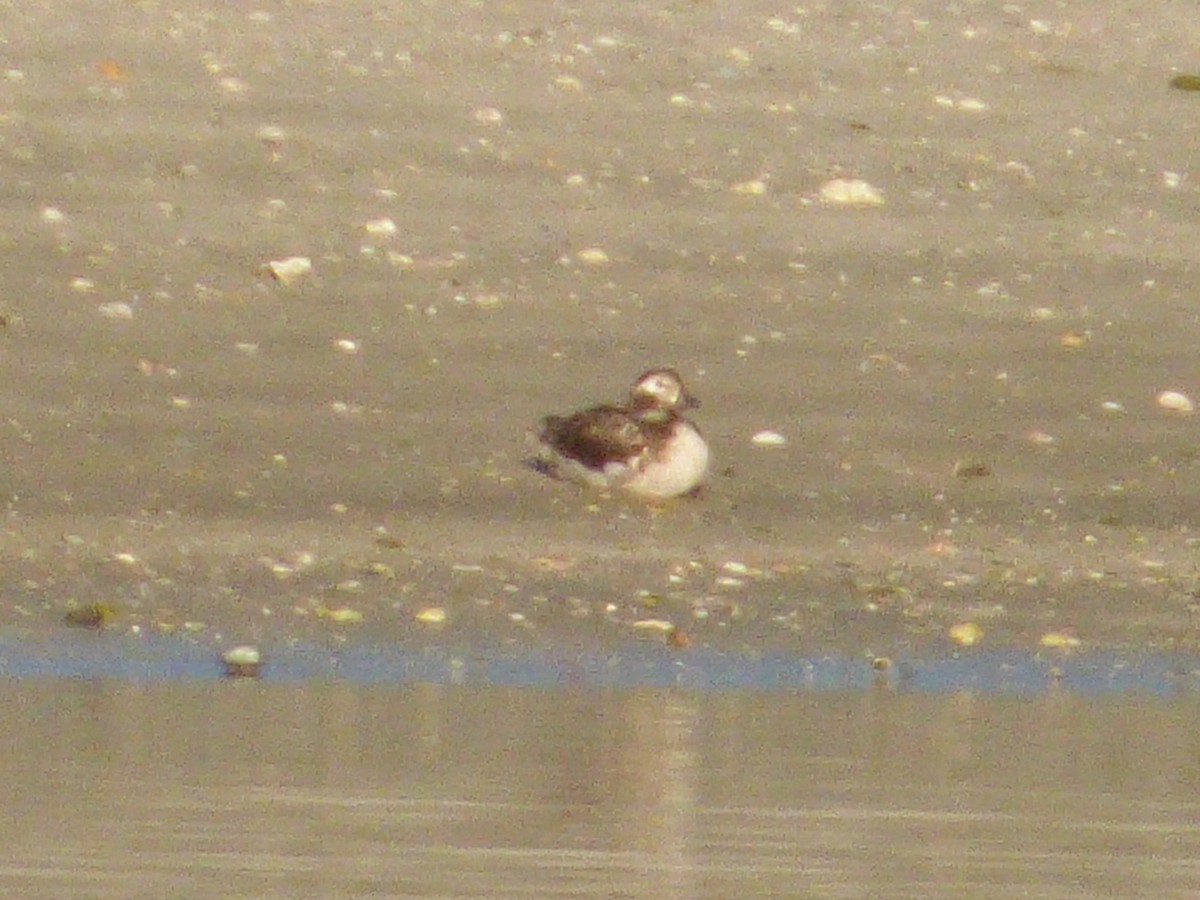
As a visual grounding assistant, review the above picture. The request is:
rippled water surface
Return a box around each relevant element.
[2,681,1198,898]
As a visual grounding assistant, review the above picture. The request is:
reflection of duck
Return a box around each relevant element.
[531,368,710,500]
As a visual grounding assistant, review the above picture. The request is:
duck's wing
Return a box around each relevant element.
[540,405,647,471]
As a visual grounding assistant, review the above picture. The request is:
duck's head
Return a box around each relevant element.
[628,367,699,412]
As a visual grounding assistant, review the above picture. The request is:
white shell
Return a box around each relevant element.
[819,178,885,207]
[364,217,396,236]
[1157,390,1194,413]
[576,247,610,265]
[751,430,787,447]
[267,256,312,284]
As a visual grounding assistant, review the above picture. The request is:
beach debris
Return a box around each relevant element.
[730,179,767,196]
[96,59,127,81]
[751,429,787,447]
[256,124,286,154]
[948,622,984,647]
[63,602,117,629]
[632,618,674,633]
[468,293,502,309]
[819,178,884,207]
[1040,630,1082,650]
[334,338,359,354]
[137,359,179,378]
[666,627,691,649]
[363,561,395,579]
[316,605,363,624]
[1169,74,1200,92]
[953,459,992,479]
[575,247,609,266]
[218,76,249,94]
[364,217,396,237]
[934,95,988,112]
[860,352,911,375]
[1059,332,1086,349]
[222,645,263,678]
[415,606,447,625]
[472,106,504,125]
[98,302,134,320]
[40,206,67,225]
[266,256,312,284]
[1156,390,1194,413]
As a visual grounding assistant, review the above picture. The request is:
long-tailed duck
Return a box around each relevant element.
[531,367,710,500]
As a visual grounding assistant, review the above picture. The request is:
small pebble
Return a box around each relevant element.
[63,602,117,629]
[416,607,447,625]
[222,645,263,678]
[1169,74,1200,92]
[666,627,690,649]
[948,622,983,647]
[953,459,992,479]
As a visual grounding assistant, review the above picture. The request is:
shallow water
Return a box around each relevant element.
[2,681,1197,899]
[3,633,1200,696]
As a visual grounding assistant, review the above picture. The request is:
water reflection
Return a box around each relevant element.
[0,682,1197,898]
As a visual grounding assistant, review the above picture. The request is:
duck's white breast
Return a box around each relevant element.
[621,422,709,500]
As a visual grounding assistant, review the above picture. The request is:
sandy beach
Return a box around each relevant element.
[2,1,1199,657]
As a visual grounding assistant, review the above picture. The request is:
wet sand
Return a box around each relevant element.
[2,1,1200,658]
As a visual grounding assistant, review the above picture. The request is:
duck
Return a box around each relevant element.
[530,367,710,500]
